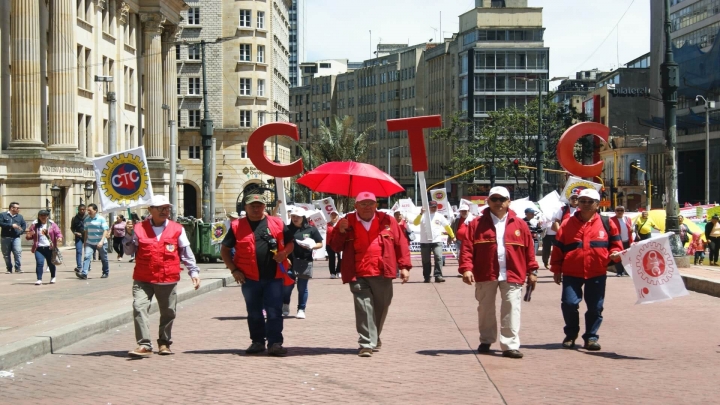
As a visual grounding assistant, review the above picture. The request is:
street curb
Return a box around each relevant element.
[0,275,234,371]
[682,274,720,298]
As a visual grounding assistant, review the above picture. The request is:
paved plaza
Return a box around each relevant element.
[0,251,719,404]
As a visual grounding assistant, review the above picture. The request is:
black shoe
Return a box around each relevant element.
[478,343,491,354]
[435,277,445,283]
[101,273,109,278]
[15,270,23,274]
[424,278,431,283]
[76,272,87,280]
[245,342,266,355]
[502,349,523,359]
[584,339,601,351]
[562,337,576,349]
[129,258,135,263]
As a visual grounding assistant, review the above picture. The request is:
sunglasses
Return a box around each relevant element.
[578,199,596,205]
[488,197,508,203]
[615,209,625,212]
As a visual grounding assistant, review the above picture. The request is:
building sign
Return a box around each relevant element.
[609,86,650,97]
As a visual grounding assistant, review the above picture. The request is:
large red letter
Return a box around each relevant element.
[386,116,442,172]
[248,122,303,177]
[557,122,609,178]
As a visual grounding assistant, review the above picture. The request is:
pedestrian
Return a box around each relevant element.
[451,204,474,262]
[413,200,454,283]
[678,215,691,247]
[282,207,323,318]
[77,203,110,279]
[70,204,87,272]
[26,210,63,285]
[522,208,542,255]
[0,202,26,274]
[705,214,720,266]
[610,206,634,276]
[550,189,623,351]
[542,193,580,269]
[123,195,201,358]
[329,191,412,357]
[326,211,342,279]
[634,211,660,241]
[394,211,412,278]
[112,215,127,261]
[126,220,136,262]
[220,193,294,357]
[458,187,538,359]
[688,233,705,265]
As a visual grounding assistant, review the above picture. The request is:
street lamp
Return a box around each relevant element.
[695,95,714,204]
[84,182,95,202]
[50,184,61,224]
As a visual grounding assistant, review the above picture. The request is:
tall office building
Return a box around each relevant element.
[289,0,304,87]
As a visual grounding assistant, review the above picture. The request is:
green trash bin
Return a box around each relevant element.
[181,221,199,256]
[197,223,223,263]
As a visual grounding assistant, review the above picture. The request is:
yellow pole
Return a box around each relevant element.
[426,164,485,192]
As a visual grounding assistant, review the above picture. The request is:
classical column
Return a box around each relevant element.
[141,13,166,160]
[9,0,44,149]
[48,0,78,152]
[162,25,181,160]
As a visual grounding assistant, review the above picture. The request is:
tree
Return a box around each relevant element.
[294,115,372,211]
[433,95,585,199]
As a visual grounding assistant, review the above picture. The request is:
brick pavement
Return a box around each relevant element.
[1,256,719,404]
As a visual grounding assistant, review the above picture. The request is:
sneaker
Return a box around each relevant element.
[296,309,306,319]
[268,343,288,357]
[50,277,56,284]
[245,342,266,355]
[435,276,445,283]
[158,345,173,355]
[5,271,11,274]
[15,270,23,274]
[562,337,576,349]
[129,258,135,263]
[128,346,153,358]
[584,339,601,351]
[77,273,87,280]
[502,349,524,359]
[358,347,373,357]
[34,280,42,285]
[478,343,491,354]
[117,258,122,261]
[101,273,109,278]
[373,338,382,352]
[282,304,290,317]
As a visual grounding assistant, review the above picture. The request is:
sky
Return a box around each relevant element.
[302,0,650,84]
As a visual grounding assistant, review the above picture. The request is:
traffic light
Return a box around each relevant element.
[512,159,520,176]
[652,185,658,196]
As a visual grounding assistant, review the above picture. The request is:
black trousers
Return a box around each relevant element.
[709,237,720,264]
[542,234,555,266]
[326,246,341,275]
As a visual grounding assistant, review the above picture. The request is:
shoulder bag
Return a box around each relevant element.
[291,255,313,279]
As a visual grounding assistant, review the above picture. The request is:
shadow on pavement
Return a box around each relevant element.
[57,350,130,358]
[416,349,476,356]
[184,347,358,356]
[212,316,248,321]
[184,349,243,355]
[583,351,653,360]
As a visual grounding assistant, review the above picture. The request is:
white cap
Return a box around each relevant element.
[578,188,601,201]
[290,207,308,217]
[488,186,511,200]
[459,204,470,211]
[149,195,171,207]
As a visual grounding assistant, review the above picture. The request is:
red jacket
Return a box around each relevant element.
[133,220,183,284]
[231,215,294,286]
[329,211,412,284]
[458,210,538,284]
[611,215,634,244]
[550,212,623,279]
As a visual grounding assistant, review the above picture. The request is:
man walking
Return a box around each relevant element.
[551,189,623,351]
[77,204,110,279]
[459,187,538,359]
[705,214,720,266]
[70,204,87,273]
[220,193,295,357]
[0,202,26,274]
[610,206,634,276]
[523,208,542,255]
[413,201,454,283]
[329,191,412,357]
[123,195,201,357]
[542,193,580,268]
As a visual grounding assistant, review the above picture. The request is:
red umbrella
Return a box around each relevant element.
[297,161,404,197]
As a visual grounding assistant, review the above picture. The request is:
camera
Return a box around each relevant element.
[260,231,278,251]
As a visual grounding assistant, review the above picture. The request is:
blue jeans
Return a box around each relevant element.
[75,238,84,269]
[82,244,109,275]
[561,275,606,342]
[35,246,56,280]
[283,278,309,310]
[241,278,284,346]
[2,237,22,272]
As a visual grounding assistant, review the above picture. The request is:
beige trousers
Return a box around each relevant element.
[474,280,523,351]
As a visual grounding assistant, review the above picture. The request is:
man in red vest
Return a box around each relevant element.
[329,191,412,357]
[123,195,201,358]
[220,193,295,357]
[610,205,634,276]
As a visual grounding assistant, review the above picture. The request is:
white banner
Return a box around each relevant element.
[315,197,337,221]
[620,233,689,304]
[306,210,327,259]
[559,176,602,203]
[430,188,452,220]
[93,147,154,212]
[460,198,480,216]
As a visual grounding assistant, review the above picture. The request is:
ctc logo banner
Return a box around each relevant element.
[93,147,154,211]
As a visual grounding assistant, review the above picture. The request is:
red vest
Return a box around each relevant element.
[352,216,383,278]
[133,220,183,284]
[611,216,634,244]
[231,215,293,286]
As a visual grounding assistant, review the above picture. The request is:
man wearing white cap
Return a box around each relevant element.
[459,186,538,359]
[413,200,455,282]
[123,195,201,358]
[329,191,412,357]
[551,188,622,351]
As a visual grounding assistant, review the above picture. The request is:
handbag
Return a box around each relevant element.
[51,247,63,265]
[291,256,313,279]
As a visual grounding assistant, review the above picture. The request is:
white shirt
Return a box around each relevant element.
[357,213,375,231]
[491,212,508,281]
[418,211,451,243]
[547,205,577,236]
[151,220,191,247]
[616,215,630,242]
[36,222,51,247]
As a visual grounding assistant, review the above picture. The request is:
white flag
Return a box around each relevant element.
[559,176,602,203]
[93,147,154,211]
[315,197,337,221]
[210,221,230,245]
[620,233,689,304]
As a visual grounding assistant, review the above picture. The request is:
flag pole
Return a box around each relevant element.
[417,172,433,239]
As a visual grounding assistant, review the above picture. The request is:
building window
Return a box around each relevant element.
[257,45,265,63]
[240,78,251,96]
[241,145,248,158]
[188,145,200,159]
[240,111,252,127]
[188,77,201,95]
[257,11,265,29]
[125,67,135,104]
[176,77,181,95]
[257,79,265,96]
[188,7,200,25]
[239,44,251,61]
[175,45,180,60]
[188,44,200,60]
[258,112,265,126]
[189,110,201,127]
[239,10,251,27]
